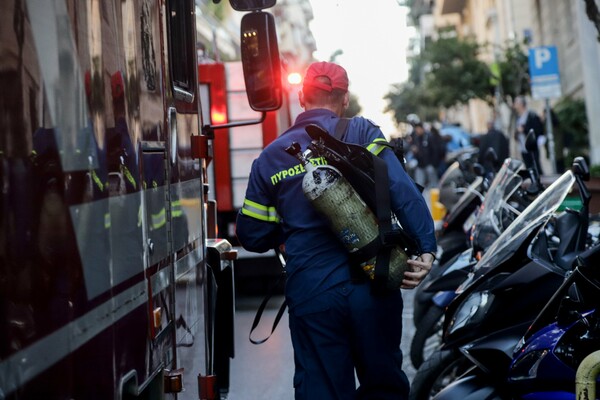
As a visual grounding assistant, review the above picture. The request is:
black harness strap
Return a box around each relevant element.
[334,117,351,140]
[372,155,394,291]
[334,117,395,291]
[249,251,288,345]
[249,270,288,344]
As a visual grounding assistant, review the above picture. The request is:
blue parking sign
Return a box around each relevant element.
[528,46,562,99]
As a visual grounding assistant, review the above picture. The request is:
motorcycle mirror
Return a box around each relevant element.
[556,296,581,327]
[525,129,537,153]
[472,163,485,176]
[484,147,498,163]
[571,156,590,181]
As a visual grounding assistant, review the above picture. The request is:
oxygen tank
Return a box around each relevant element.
[302,160,409,290]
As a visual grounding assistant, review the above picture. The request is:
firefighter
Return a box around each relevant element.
[236,61,436,399]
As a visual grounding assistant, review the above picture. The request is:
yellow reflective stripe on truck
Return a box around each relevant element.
[241,198,280,222]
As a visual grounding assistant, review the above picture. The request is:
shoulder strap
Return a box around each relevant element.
[334,117,351,141]
[249,271,287,344]
[372,155,393,290]
[249,250,288,345]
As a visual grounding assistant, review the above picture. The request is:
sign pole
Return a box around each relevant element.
[544,98,557,175]
[528,46,562,176]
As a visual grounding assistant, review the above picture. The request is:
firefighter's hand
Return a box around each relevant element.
[402,253,434,289]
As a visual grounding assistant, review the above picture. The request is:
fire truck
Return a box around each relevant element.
[0,0,281,398]
[198,59,302,289]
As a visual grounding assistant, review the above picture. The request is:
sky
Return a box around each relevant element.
[308,1,412,137]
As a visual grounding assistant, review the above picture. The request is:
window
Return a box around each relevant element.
[167,0,196,102]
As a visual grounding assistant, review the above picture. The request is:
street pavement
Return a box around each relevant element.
[227,188,433,398]
[227,289,419,399]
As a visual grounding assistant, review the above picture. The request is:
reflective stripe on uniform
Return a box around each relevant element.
[122,165,137,189]
[366,138,389,156]
[172,199,183,218]
[152,208,166,229]
[241,198,280,222]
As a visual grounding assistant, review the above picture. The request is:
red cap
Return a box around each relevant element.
[302,61,349,92]
[111,71,125,100]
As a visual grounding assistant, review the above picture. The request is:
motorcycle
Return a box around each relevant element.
[507,248,600,399]
[434,146,501,266]
[412,166,487,328]
[410,156,543,368]
[432,237,600,400]
[413,149,500,327]
[409,157,592,400]
[438,147,480,211]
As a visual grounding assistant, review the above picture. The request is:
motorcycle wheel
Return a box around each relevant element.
[412,272,436,327]
[408,348,473,400]
[410,304,445,369]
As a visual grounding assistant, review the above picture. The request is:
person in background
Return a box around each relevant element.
[236,61,436,400]
[429,124,448,181]
[478,119,509,172]
[542,108,570,174]
[514,95,545,174]
[410,122,439,188]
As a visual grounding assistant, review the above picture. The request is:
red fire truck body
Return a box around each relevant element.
[199,61,292,245]
[0,0,281,398]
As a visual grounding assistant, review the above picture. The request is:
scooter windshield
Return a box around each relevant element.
[470,158,524,252]
[459,170,576,292]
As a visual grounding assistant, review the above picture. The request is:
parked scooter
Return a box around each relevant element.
[435,147,498,264]
[409,157,592,400]
[414,149,500,327]
[410,156,542,368]
[432,229,600,400]
[411,134,545,367]
[412,162,489,328]
[506,250,600,400]
[435,170,485,263]
[438,147,480,211]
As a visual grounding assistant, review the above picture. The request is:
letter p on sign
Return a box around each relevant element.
[534,47,551,69]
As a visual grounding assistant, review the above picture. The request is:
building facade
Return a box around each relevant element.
[411,0,600,167]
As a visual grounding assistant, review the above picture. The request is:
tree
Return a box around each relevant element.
[554,97,589,167]
[421,36,494,108]
[493,40,530,104]
[384,36,494,126]
[488,39,532,137]
[384,81,438,124]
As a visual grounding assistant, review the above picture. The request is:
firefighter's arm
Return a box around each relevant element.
[235,158,283,253]
[236,210,283,253]
[403,253,434,289]
[361,119,436,254]
[379,142,437,254]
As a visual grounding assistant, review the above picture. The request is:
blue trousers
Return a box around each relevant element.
[288,281,409,400]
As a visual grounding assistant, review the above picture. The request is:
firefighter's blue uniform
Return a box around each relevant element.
[236,109,436,399]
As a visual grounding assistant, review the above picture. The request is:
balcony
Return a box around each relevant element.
[440,0,466,15]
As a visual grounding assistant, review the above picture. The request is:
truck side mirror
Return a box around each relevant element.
[230,0,276,11]
[240,11,282,112]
